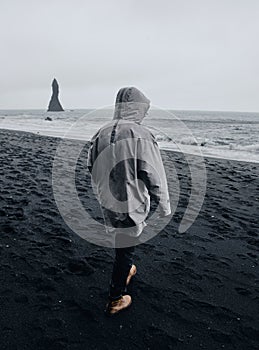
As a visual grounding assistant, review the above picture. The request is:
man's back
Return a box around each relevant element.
[88,87,170,237]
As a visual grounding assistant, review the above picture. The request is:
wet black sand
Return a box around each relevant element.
[0,129,258,350]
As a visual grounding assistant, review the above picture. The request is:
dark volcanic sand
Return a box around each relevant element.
[0,129,258,350]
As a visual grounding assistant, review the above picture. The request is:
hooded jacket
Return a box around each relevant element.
[87,87,171,237]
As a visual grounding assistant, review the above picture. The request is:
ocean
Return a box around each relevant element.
[0,109,258,163]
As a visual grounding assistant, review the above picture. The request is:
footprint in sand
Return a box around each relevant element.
[235,287,252,296]
[14,294,29,303]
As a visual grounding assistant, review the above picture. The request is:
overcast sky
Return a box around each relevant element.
[1,0,259,111]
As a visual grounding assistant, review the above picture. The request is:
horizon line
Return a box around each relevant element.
[0,107,259,114]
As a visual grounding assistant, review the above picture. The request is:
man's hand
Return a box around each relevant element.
[157,207,171,219]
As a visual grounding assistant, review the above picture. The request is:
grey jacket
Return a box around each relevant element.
[87,87,171,236]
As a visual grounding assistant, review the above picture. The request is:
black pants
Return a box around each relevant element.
[109,234,136,301]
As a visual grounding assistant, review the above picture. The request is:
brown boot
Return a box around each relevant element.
[105,295,132,316]
[126,264,137,286]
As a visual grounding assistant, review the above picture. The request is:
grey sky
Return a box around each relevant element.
[1,0,259,111]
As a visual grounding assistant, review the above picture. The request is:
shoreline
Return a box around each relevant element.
[1,127,258,165]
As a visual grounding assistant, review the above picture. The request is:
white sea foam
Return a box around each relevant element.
[0,109,258,163]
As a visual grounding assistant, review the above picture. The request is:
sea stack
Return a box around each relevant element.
[47,78,64,112]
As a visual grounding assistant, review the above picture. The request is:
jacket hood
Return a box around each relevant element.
[113,87,150,124]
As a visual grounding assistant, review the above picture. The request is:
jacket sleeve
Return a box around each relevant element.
[137,135,171,217]
[87,131,99,174]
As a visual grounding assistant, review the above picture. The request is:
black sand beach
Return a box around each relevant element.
[0,129,258,350]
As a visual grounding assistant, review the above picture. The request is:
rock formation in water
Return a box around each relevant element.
[47,78,64,112]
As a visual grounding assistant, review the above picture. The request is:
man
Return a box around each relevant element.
[87,87,171,315]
